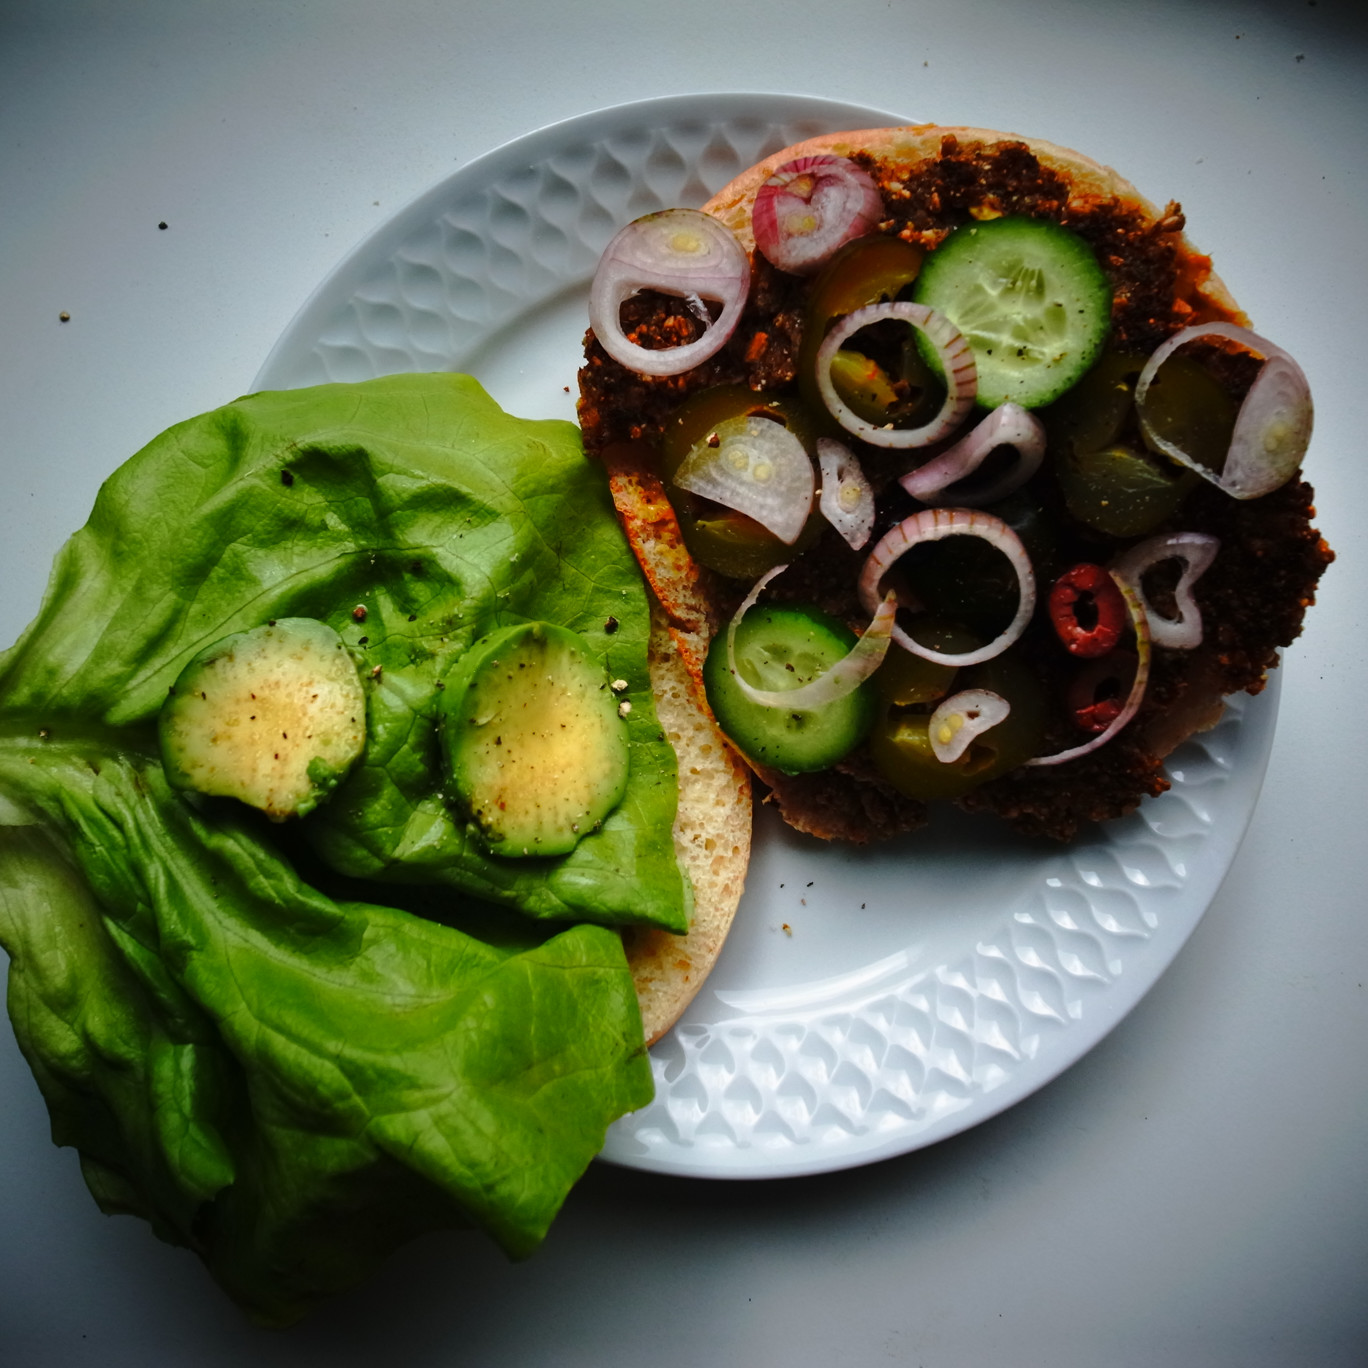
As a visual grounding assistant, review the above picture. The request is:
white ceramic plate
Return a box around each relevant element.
[254,94,1279,1180]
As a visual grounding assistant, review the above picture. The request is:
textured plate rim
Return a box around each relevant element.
[603,679,1280,1179]
[253,92,913,393]
[249,94,1281,1180]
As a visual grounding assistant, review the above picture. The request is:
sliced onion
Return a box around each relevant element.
[1110,531,1219,650]
[928,689,1011,764]
[815,302,977,448]
[899,402,1046,506]
[752,154,884,276]
[724,566,896,709]
[1135,323,1313,498]
[857,508,1036,666]
[817,437,875,549]
[1026,572,1152,767]
[588,209,750,377]
[673,414,814,545]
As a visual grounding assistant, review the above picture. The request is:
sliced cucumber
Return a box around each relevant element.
[913,216,1112,409]
[702,604,874,775]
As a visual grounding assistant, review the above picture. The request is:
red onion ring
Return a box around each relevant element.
[724,566,896,709]
[752,154,884,276]
[1026,572,1152,766]
[588,209,750,377]
[815,302,977,448]
[817,437,875,549]
[899,402,1046,506]
[673,415,815,545]
[1135,323,1313,499]
[857,508,1037,666]
[1110,531,1219,650]
[928,689,1011,764]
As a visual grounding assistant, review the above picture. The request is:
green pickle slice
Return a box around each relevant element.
[870,644,1047,800]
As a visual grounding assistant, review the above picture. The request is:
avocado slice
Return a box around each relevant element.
[160,618,367,820]
[441,621,630,858]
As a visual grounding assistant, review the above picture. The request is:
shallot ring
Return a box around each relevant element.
[1110,531,1220,650]
[928,689,1011,765]
[588,209,751,377]
[815,302,977,448]
[673,414,815,545]
[1135,322,1313,499]
[899,402,1047,506]
[752,154,885,276]
[857,508,1037,667]
[816,437,876,550]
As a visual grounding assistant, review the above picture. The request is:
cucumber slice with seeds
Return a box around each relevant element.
[702,604,874,775]
[913,216,1112,410]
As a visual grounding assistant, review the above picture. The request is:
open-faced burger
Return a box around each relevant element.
[577,124,1334,843]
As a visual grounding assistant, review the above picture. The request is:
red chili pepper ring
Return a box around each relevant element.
[1066,649,1139,732]
[1048,562,1127,658]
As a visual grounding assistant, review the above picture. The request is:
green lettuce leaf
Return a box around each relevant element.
[0,372,687,932]
[0,375,680,1323]
[0,743,651,1325]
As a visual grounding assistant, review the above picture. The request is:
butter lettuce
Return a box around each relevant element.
[0,374,682,1324]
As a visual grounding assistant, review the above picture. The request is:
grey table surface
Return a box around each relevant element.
[2,2,1365,1364]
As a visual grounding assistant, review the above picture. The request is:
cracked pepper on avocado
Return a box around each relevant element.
[577,125,1333,842]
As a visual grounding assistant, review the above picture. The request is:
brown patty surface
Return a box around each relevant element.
[577,134,1333,842]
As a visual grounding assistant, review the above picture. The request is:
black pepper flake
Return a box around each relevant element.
[280,470,294,487]
[357,636,369,645]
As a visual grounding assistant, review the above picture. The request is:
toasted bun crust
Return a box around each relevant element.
[626,595,750,1044]
[701,124,1247,326]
